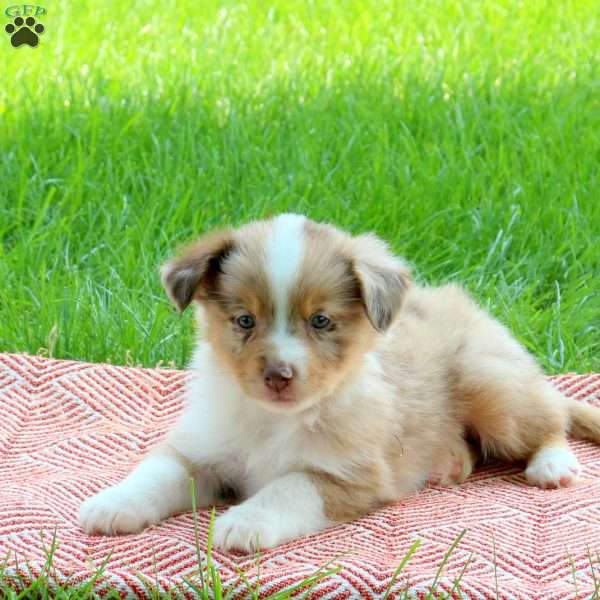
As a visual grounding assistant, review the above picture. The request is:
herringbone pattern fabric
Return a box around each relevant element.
[0,353,599,598]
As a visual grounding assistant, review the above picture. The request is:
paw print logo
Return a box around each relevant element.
[5,16,45,47]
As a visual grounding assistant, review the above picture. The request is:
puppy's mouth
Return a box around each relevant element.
[264,386,296,405]
[253,381,320,414]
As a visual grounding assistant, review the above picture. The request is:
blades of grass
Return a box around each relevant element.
[189,478,206,593]
[295,566,343,600]
[263,567,343,600]
[239,542,263,600]
[105,587,126,600]
[228,538,262,600]
[211,564,223,600]
[11,553,28,599]
[222,547,252,600]
[255,544,261,599]
[0,550,11,593]
[591,547,600,600]
[19,556,36,600]
[181,577,204,597]
[78,548,113,597]
[448,551,474,599]
[588,546,599,592]
[40,527,59,582]
[153,544,162,600]
[16,584,34,600]
[1,568,16,599]
[15,576,35,599]
[136,571,158,599]
[296,553,355,600]
[232,565,259,600]
[205,507,220,598]
[566,548,578,598]
[402,573,412,600]
[492,530,499,600]
[262,549,352,600]
[223,581,238,600]
[382,539,422,600]
[429,529,467,595]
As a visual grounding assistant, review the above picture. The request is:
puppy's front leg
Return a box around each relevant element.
[213,472,332,552]
[79,444,212,535]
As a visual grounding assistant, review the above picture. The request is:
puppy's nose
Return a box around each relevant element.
[263,363,294,393]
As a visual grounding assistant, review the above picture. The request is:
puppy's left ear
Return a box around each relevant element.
[351,234,411,332]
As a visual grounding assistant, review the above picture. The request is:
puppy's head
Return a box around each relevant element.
[162,214,410,413]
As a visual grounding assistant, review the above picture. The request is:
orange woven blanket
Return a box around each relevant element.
[1,353,599,598]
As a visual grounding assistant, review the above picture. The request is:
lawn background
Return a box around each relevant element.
[0,0,598,372]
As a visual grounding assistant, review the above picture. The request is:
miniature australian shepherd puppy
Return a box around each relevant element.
[80,214,600,552]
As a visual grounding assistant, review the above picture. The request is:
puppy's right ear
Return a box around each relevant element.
[160,230,234,311]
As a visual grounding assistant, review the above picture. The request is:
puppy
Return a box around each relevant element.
[79,214,600,552]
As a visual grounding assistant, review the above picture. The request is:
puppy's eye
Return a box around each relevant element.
[310,314,331,329]
[236,314,255,329]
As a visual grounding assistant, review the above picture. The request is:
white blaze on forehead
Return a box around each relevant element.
[266,213,306,310]
[265,214,307,368]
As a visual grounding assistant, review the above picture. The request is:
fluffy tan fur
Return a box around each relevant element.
[80,214,600,549]
[164,217,600,522]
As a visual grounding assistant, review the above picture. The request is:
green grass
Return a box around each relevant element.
[0,529,452,599]
[0,482,474,599]
[0,0,599,371]
[2,515,599,598]
[0,1,599,594]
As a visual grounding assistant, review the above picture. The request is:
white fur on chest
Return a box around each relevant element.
[172,344,352,498]
[229,410,324,495]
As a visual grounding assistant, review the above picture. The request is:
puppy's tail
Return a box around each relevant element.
[569,399,600,444]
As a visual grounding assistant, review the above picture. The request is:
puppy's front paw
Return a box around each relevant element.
[214,505,283,552]
[525,446,581,489]
[79,484,161,535]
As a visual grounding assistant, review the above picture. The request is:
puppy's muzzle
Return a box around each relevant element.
[263,363,294,393]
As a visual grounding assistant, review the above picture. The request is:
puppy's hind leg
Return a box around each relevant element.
[458,354,580,489]
[527,396,600,488]
[436,284,584,489]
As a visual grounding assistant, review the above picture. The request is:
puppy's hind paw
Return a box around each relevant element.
[525,446,581,489]
[429,440,477,486]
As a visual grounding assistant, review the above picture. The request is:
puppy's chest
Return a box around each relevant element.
[229,419,337,495]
